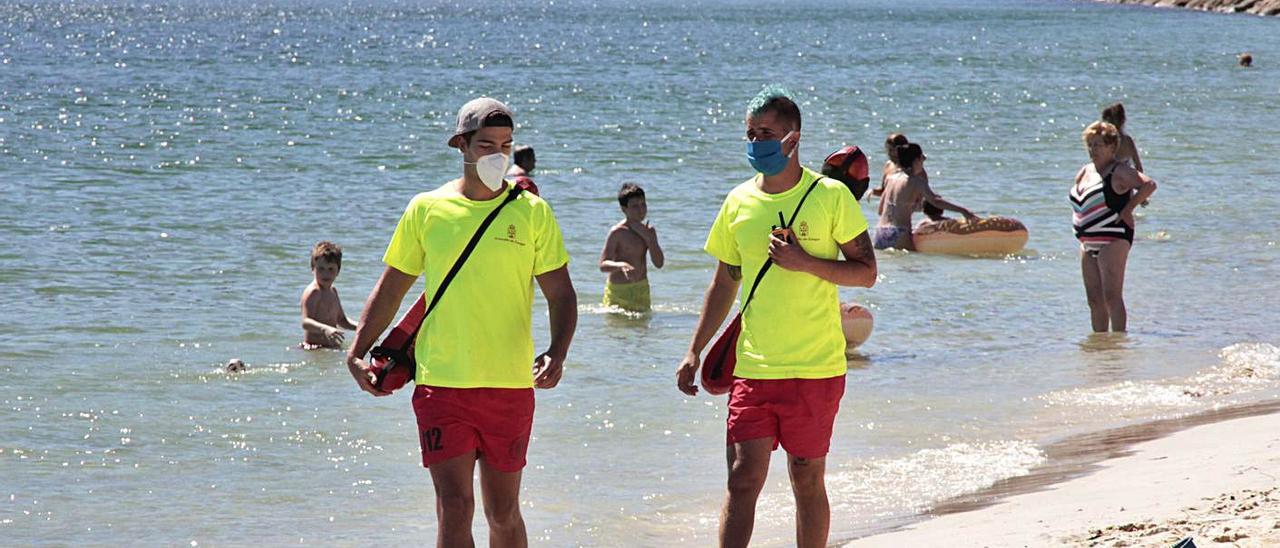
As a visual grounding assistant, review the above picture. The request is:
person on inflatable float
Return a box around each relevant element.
[675,86,877,548]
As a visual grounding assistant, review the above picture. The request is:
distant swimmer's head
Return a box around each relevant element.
[1082,121,1120,164]
[884,133,909,165]
[311,241,343,288]
[618,182,647,222]
[895,143,924,175]
[449,97,515,190]
[1239,52,1253,67]
[1100,102,1126,132]
[226,359,246,373]
[745,85,801,176]
[513,145,536,173]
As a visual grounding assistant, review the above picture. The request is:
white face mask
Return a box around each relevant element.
[467,152,509,191]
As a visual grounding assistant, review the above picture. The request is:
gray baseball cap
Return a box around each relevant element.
[448,97,514,147]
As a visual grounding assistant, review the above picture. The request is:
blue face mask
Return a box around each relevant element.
[746,131,796,176]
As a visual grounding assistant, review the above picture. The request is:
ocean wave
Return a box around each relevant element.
[752,440,1044,533]
[1041,342,1280,410]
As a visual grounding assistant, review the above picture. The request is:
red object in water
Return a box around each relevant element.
[368,294,426,393]
[700,312,742,396]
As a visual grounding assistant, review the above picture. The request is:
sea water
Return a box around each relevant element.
[2,0,1278,544]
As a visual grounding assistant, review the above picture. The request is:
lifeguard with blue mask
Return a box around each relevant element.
[675,86,878,548]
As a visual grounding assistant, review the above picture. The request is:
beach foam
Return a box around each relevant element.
[1041,342,1280,411]
[752,440,1044,539]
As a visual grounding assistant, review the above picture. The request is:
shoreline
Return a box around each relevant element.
[1093,0,1280,16]
[842,399,1280,546]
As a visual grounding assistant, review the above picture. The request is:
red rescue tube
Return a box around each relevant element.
[367,295,425,393]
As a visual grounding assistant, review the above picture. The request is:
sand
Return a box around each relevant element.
[847,410,1280,547]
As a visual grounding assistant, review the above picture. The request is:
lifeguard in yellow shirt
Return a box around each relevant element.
[676,86,877,548]
[345,97,578,547]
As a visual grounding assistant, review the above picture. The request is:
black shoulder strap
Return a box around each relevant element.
[740,176,821,311]
[403,184,524,348]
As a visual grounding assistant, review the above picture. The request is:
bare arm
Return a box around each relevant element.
[598,229,634,274]
[532,265,578,389]
[921,181,977,220]
[338,315,359,331]
[872,163,891,201]
[344,266,417,396]
[676,262,741,396]
[301,316,337,337]
[1128,176,1157,207]
[1117,168,1157,226]
[646,224,665,269]
[768,231,877,287]
[1127,136,1144,173]
[335,290,359,331]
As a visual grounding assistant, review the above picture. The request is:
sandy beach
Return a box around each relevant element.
[847,407,1280,547]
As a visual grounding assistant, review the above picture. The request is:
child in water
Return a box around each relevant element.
[599,183,664,313]
[300,241,358,348]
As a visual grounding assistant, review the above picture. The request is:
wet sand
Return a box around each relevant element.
[845,400,1280,546]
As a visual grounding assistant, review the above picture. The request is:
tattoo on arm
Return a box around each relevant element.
[850,232,875,264]
[727,265,742,281]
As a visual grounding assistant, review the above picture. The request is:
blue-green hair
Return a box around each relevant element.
[746,84,802,130]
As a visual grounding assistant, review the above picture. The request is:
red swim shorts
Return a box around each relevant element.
[726,375,846,459]
[411,385,535,473]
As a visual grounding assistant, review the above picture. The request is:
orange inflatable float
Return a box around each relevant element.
[911,216,1028,255]
[841,302,874,349]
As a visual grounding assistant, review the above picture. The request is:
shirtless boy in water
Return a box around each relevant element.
[599,183,664,312]
[300,241,358,348]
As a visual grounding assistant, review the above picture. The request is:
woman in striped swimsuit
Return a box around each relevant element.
[1070,121,1159,333]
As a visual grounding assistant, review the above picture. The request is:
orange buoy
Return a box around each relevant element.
[841,302,874,349]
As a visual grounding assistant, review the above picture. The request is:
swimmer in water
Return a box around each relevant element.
[874,143,978,250]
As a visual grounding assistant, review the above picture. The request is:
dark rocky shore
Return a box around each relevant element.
[1097,0,1280,15]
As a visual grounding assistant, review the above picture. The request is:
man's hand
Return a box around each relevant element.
[533,351,564,389]
[346,355,391,397]
[768,234,813,272]
[676,351,700,396]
